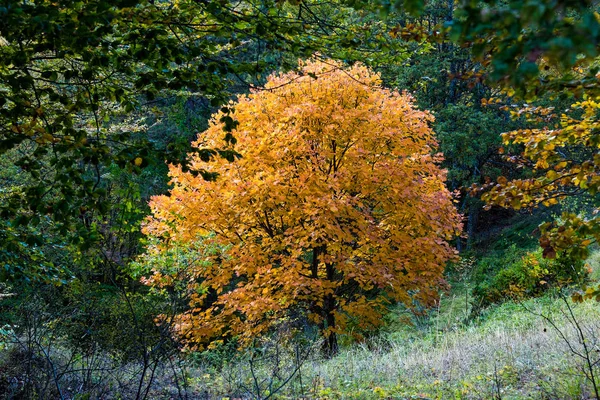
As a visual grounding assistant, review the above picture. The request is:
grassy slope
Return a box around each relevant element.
[190,214,600,399]
[309,291,600,399]
[193,284,600,399]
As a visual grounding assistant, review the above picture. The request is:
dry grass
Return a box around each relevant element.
[305,295,600,398]
[192,293,600,399]
[6,252,600,399]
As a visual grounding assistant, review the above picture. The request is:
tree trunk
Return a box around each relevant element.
[466,201,479,250]
[322,293,338,357]
[322,262,338,357]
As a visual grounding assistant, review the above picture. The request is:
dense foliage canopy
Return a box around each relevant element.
[142,60,462,354]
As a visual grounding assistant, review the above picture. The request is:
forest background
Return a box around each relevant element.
[2,0,600,398]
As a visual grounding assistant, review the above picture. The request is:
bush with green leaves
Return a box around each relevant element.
[472,245,588,312]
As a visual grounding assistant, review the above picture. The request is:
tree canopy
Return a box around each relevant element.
[141,59,462,355]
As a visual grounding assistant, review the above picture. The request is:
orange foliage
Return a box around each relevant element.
[142,59,461,352]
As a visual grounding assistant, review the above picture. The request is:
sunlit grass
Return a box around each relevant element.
[194,250,600,399]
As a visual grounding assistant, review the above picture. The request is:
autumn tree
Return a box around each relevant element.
[142,59,461,356]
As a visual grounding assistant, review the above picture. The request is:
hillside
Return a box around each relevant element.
[186,249,600,399]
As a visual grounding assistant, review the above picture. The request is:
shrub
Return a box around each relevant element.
[472,245,587,312]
